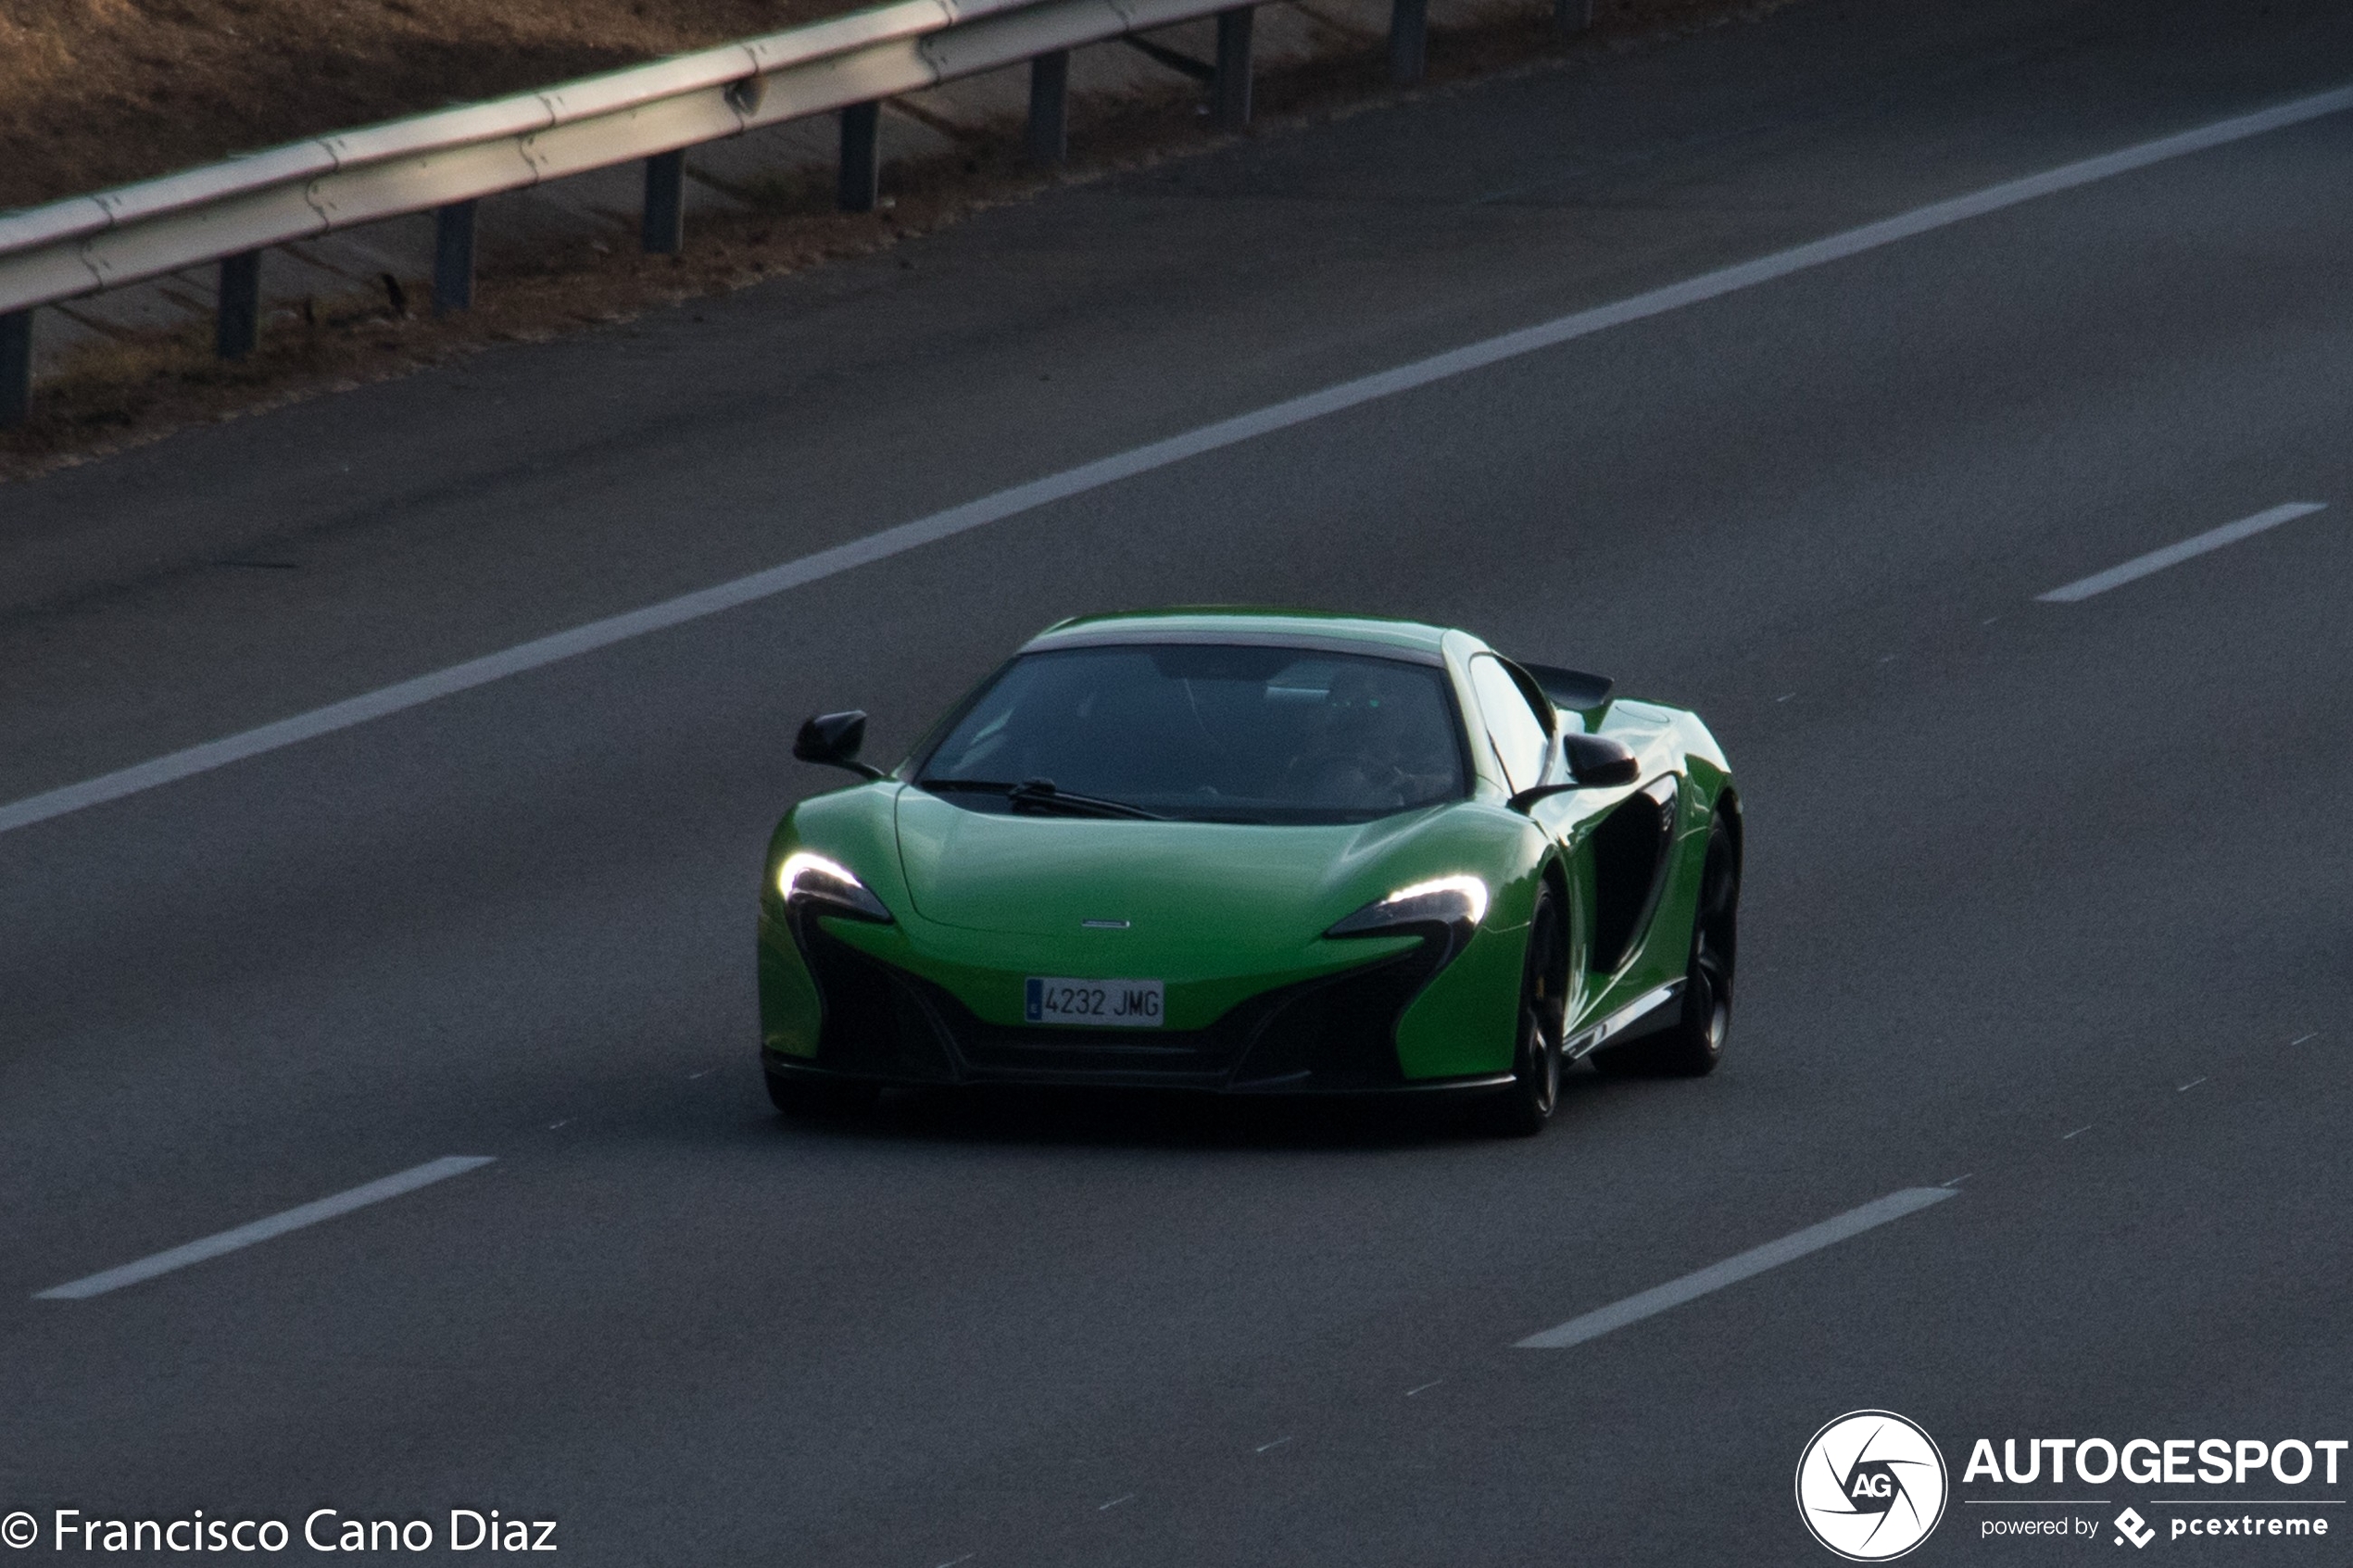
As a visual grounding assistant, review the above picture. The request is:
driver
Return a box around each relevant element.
[1288,664,1453,808]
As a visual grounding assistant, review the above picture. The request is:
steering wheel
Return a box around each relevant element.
[1287,752,1408,806]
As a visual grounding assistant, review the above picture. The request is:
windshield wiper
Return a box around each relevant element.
[1008,779,1165,820]
[920,777,1164,821]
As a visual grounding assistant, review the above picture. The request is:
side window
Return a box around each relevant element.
[1470,656,1550,793]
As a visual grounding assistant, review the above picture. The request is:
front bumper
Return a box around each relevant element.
[761,915,1494,1095]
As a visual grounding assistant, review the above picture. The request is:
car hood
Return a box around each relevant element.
[892,787,1456,942]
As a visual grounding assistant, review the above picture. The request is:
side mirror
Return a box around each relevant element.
[793,710,886,781]
[1507,734,1640,812]
[1563,733,1640,788]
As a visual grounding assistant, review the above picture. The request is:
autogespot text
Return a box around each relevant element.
[28,1510,557,1552]
[1962,1436,2347,1486]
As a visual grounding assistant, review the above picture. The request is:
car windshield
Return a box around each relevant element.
[915,644,1468,824]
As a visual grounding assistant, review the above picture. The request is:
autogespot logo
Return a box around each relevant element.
[1796,1410,1950,1562]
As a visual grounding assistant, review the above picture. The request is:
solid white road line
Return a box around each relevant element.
[1514,1186,1957,1349]
[33,1156,494,1300]
[2037,502,2326,602]
[6,86,2353,842]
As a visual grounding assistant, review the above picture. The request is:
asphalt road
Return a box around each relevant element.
[6,0,2353,1562]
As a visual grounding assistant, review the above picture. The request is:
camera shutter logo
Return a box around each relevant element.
[1795,1410,1949,1561]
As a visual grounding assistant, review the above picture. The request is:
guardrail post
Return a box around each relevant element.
[643,151,686,255]
[1214,8,1255,130]
[1027,51,1070,166]
[1555,0,1593,32]
[0,310,30,429]
[434,200,477,314]
[1389,0,1427,83]
[838,102,882,213]
[217,252,261,360]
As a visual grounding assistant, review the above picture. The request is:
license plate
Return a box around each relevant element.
[1026,977,1164,1028]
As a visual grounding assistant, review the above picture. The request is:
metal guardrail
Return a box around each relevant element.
[0,0,1592,426]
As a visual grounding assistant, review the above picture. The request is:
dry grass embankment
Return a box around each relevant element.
[0,0,842,212]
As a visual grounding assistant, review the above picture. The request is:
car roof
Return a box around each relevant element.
[1021,608,1457,661]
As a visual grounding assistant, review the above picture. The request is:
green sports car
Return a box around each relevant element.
[759,608,1739,1134]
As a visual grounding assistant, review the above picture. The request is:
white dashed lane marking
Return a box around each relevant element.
[2037,502,2325,602]
[1515,1187,1958,1350]
[33,1156,495,1300]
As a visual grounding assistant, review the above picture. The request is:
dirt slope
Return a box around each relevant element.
[0,0,838,212]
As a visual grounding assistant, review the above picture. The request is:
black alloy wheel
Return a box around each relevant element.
[1491,888,1567,1135]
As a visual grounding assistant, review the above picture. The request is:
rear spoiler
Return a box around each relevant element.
[1520,663,1615,715]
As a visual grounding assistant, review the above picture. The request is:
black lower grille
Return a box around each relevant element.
[799,926,959,1083]
[791,923,1446,1091]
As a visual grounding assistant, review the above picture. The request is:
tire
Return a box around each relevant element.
[764,1067,882,1119]
[1592,813,1737,1079]
[1489,887,1567,1136]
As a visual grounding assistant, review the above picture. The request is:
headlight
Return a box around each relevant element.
[1327,874,1490,938]
[775,850,892,923]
